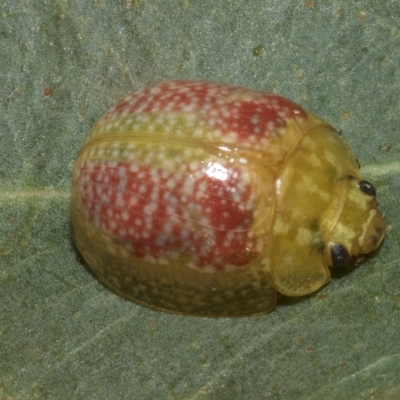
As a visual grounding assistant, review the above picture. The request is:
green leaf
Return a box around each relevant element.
[1,1,399,399]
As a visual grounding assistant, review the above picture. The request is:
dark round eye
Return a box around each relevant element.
[331,243,350,268]
[359,180,376,196]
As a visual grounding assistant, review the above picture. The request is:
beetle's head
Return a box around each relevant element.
[325,176,385,268]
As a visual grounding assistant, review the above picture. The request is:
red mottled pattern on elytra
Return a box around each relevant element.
[102,81,306,142]
[78,161,258,269]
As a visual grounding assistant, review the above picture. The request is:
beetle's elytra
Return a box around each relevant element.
[71,80,385,317]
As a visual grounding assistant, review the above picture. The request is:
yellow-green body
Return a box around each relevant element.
[71,81,385,316]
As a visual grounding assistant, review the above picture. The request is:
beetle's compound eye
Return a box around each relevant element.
[331,243,351,268]
[359,180,376,196]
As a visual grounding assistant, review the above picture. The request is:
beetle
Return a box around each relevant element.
[70,80,385,317]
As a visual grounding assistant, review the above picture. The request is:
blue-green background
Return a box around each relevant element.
[1,1,399,399]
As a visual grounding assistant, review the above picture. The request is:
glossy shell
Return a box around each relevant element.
[71,80,385,317]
